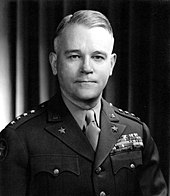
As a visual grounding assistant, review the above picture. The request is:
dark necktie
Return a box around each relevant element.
[85,110,101,151]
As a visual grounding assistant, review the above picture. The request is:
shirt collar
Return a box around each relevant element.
[62,94,101,130]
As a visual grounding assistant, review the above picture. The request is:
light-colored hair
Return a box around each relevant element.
[53,10,114,52]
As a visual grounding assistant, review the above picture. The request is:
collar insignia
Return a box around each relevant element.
[58,127,66,134]
[111,125,118,132]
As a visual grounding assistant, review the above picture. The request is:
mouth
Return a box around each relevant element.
[75,81,97,85]
[75,79,96,83]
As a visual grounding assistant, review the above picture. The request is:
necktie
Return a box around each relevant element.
[85,110,101,150]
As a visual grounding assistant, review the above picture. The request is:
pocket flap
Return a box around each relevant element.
[110,150,142,174]
[30,154,80,176]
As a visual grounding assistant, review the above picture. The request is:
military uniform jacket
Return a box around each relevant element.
[0,94,167,196]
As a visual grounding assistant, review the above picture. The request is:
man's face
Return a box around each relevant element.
[50,24,116,106]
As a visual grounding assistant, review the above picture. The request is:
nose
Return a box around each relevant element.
[81,56,93,74]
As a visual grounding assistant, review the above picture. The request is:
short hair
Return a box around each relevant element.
[55,10,113,38]
[53,10,114,52]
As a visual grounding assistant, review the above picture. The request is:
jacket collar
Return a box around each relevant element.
[47,94,120,123]
[94,101,126,169]
[45,94,126,166]
[45,94,95,162]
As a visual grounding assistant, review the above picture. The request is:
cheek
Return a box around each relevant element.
[58,59,77,76]
[98,67,111,82]
[57,66,75,85]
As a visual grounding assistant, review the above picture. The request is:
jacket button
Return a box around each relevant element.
[95,167,102,174]
[53,168,60,176]
[99,191,106,196]
[130,163,135,169]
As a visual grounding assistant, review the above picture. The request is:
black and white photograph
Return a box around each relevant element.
[0,0,169,195]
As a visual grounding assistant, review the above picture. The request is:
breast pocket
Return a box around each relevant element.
[29,154,80,195]
[110,150,143,194]
[110,150,142,174]
[30,154,80,178]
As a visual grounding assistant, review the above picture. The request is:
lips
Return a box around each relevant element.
[75,80,97,84]
[77,81,96,83]
[75,79,96,83]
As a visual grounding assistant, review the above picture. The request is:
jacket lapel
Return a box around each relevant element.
[94,100,126,169]
[45,94,94,162]
[44,94,126,167]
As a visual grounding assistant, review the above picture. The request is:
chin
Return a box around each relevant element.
[75,91,100,102]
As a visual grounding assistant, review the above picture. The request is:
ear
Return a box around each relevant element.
[109,53,117,76]
[49,52,58,75]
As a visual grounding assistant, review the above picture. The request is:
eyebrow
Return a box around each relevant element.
[64,49,108,57]
[93,51,107,58]
[64,50,80,55]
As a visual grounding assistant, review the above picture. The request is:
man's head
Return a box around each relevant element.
[49,10,116,109]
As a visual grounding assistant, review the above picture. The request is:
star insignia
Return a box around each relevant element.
[112,125,118,132]
[58,127,66,134]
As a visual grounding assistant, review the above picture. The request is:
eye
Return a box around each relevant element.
[92,55,105,61]
[68,54,81,60]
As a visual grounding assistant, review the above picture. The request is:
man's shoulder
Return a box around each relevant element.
[103,99,143,126]
[114,106,143,125]
[5,102,48,130]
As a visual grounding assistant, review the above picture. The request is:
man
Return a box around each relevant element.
[0,10,167,196]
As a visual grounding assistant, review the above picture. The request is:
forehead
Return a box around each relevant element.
[58,24,114,52]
